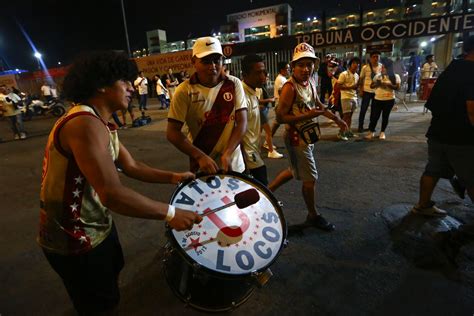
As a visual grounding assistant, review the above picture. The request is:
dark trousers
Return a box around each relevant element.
[319,80,332,104]
[407,72,418,93]
[358,91,375,130]
[112,112,123,127]
[43,225,124,315]
[139,94,148,110]
[249,165,268,186]
[369,99,395,132]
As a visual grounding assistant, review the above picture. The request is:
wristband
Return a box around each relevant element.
[166,205,176,222]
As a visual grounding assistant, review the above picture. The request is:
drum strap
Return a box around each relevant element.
[190,77,235,172]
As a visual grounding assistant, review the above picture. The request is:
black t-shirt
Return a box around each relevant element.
[318,62,331,81]
[425,59,474,145]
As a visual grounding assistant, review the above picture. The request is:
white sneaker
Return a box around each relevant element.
[263,141,277,151]
[379,132,386,140]
[411,203,447,217]
[20,133,27,139]
[14,134,20,140]
[364,132,374,140]
[268,150,283,159]
[337,132,349,141]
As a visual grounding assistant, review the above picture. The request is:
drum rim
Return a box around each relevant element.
[167,171,288,278]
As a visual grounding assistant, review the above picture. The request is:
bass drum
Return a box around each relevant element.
[163,172,287,312]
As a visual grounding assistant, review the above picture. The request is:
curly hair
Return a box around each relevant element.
[62,51,138,103]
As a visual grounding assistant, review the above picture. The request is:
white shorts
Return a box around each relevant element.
[341,99,357,114]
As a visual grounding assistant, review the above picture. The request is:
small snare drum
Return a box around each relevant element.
[163,172,287,312]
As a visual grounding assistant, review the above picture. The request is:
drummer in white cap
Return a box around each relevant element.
[269,42,347,231]
[167,37,247,174]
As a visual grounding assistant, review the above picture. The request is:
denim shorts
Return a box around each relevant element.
[284,131,318,181]
[424,139,474,188]
[260,107,269,125]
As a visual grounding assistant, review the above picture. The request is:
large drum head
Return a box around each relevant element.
[169,172,287,276]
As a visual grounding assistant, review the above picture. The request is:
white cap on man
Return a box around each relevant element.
[292,42,317,63]
[192,37,223,58]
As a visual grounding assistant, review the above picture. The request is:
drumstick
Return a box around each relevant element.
[202,188,260,217]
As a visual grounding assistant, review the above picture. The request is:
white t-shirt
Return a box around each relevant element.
[273,74,287,101]
[41,85,51,96]
[373,74,401,101]
[421,62,438,79]
[156,78,166,95]
[242,82,264,170]
[134,77,148,95]
[50,87,58,98]
[360,63,382,93]
[0,93,20,116]
[168,75,247,173]
[337,70,359,101]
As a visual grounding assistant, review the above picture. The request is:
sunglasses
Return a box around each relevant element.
[200,56,223,65]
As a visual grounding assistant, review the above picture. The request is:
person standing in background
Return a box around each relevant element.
[270,61,291,140]
[358,51,382,133]
[134,71,148,111]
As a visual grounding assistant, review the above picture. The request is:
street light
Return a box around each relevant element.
[34,52,42,70]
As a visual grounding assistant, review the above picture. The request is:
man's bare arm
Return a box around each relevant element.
[117,143,194,184]
[61,116,200,230]
[221,109,248,172]
[166,119,218,173]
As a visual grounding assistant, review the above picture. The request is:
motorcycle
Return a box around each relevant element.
[21,95,66,120]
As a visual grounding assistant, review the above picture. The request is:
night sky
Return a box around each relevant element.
[1,0,397,71]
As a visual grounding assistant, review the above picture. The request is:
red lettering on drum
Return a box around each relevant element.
[204,196,250,237]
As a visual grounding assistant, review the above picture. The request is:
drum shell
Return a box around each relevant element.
[163,245,255,312]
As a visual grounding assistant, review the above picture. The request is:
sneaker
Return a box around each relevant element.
[364,132,375,140]
[14,134,20,140]
[411,202,447,217]
[337,131,349,141]
[20,133,27,139]
[268,150,283,159]
[346,131,356,138]
[306,214,335,231]
[263,142,277,151]
[450,176,466,199]
[379,132,386,140]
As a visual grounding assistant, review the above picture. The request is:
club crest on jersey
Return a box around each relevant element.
[223,92,233,102]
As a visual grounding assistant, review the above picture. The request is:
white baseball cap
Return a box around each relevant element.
[292,42,317,63]
[192,37,223,58]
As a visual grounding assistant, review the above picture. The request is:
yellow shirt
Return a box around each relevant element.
[242,82,264,169]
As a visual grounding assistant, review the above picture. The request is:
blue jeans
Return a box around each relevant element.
[8,114,25,136]
[139,94,147,110]
[358,91,375,130]
[157,94,169,108]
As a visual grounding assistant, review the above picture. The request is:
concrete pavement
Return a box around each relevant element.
[0,99,473,315]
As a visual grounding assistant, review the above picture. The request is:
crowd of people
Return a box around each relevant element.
[7,33,469,314]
